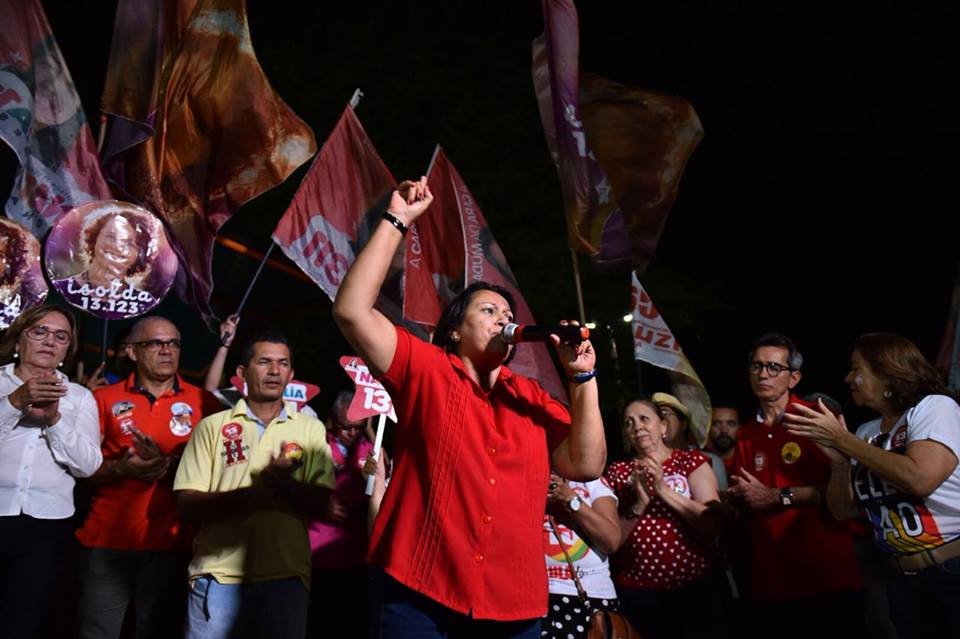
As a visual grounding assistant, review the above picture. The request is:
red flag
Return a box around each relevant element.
[533,0,702,271]
[0,0,110,236]
[404,147,566,401]
[100,0,317,316]
[272,106,404,321]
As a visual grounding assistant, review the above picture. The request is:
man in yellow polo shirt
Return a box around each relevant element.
[174,332,334,639]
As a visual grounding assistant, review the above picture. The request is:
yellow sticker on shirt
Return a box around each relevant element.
[781,442,802,464]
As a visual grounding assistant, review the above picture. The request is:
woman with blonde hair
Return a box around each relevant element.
[604,398,725,639]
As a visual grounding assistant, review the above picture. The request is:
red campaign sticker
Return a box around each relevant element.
[221,422,243,441]
[339,356,397,422]
[229,376,320,406]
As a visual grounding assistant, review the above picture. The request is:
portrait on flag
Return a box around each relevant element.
[0,217,48,329]
[0,0,110,236]
[44,200,177,319]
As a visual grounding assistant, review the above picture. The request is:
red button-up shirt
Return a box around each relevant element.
[370,327,571,620]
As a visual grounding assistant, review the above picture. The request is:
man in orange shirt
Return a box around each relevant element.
[75,316,221,639]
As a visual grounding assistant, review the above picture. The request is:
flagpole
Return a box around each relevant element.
[234,242,276,316]
[570,248,586,324]
[100,319,109,364]
[349,88,364,109]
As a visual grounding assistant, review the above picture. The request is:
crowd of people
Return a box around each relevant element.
[1,178,959,639]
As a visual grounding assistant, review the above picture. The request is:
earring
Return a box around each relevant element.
[12,351,18,359]
[883,389,892,399]
[451,333,460,343]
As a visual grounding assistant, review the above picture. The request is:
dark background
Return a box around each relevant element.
[3,1,958,438]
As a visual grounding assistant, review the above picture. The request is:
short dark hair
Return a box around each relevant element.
[749,332,803,371]
[240,332,292,367]
[803,392,844,417]
[431,281,517,355]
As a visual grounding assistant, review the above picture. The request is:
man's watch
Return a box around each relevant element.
[568,496,583,513]
[779,487,795,507]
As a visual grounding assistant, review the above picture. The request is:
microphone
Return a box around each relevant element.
[499,323,590,345]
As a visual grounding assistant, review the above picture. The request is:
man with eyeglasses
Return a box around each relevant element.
[306,390,377,638]
[728,333,863,639]
[75,316,222,639]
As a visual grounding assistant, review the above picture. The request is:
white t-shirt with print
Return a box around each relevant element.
[852,394,960,555]
[543,478,619,599]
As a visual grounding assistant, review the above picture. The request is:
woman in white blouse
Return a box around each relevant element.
[0,304,101,638]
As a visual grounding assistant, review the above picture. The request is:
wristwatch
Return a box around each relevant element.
[568,496,583,513]
[779,487,795,507]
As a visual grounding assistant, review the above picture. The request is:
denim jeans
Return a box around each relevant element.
[371,570,541,639]
[885,555,960,639]
[185,575,308,639]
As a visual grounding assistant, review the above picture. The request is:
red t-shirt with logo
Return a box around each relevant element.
[76,375,222,551]
[733,395,863,599]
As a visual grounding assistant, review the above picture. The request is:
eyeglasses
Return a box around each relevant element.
[748,361,793,376]
[130,339,182,352]
[24,325,72,345]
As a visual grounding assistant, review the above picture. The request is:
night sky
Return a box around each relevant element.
[3,1,958,434]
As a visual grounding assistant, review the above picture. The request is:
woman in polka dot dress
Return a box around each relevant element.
[604,398,726,639]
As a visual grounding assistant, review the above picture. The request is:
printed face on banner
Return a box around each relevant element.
[339,355,397,422]
[44,200,177,319]
[0,217,48,329]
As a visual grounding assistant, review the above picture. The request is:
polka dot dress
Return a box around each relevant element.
[540,593,619,639]
[604,450,714,590]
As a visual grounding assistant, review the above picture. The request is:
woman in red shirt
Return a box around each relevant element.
[333,178,606,638]
[605,398,725,639]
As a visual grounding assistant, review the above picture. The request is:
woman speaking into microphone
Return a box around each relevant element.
[333,177,606,638]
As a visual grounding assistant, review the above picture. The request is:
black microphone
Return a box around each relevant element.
[499,323,590,345]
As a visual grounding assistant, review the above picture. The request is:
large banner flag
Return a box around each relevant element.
[0,0,110,236]
[629,272,711,446]
[404,147,566,401]
[533,0,703,271]
[936,264,960,392]
[272,105,404,321]
[100,0,317,316]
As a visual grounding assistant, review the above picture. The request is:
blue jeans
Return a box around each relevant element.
[885,555,960,639]
[185,575,308,639]
[372,570,541,639]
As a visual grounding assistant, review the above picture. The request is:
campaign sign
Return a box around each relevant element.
[44,200,177,319]
[339,355,397,422]
[0,217,48,329]
[229,375,320,408]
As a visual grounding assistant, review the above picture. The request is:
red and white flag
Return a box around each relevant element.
[630,272,711,446]
[272,105,404,320]
[404,147,566,401]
